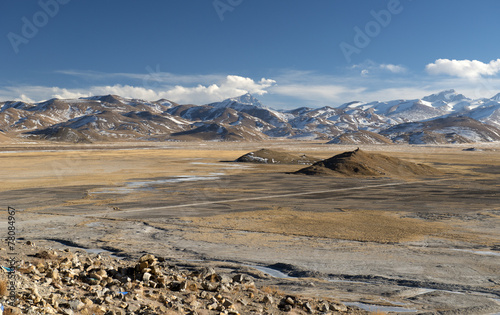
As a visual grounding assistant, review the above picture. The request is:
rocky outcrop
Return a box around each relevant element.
[0,244,363,314]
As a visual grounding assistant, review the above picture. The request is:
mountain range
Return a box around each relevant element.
[1,89,500,144]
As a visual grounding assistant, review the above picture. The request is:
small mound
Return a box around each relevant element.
[236,148,321,165]
[295,148,443,177]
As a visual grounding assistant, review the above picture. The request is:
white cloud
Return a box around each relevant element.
[0,86,91,103]
[426,58,500,79]
[0,75,276,104]
[380,64,406,73]
[161,76,275,104]
[350,61,407,76]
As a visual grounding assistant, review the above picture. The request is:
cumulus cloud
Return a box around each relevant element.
[0,86,91,103]
[161,76,275,104]
[0,75,276,104]
[426,58,500,79]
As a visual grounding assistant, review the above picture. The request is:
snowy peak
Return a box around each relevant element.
[212,93,265,109]
[491,93,500,102]
[422,89,468,103]
[80,94,124,104]
[230,93,265,108]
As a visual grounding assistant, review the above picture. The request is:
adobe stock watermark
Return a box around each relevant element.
[471,76,500,100]
[7,0,71,54]
[143,64,163,90]
[213,0,243,21]
[340,0,410,63]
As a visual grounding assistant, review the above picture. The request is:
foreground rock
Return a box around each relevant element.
[0,245,366,314]
[294,148,443,177]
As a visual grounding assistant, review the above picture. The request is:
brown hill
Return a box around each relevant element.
[28,127,92,143]
[295,148,443,177]
[169,123,268,141]
[327,130,393,145]
[0,131,12,142]
[236,148,321,164]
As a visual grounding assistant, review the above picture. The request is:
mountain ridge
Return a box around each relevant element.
[1,90,500,144]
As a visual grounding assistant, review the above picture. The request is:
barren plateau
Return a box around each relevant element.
[1,141,500,314]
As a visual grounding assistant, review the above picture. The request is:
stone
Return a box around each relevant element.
[282,304,293,312]
[137,261,149,272]
[60,309,74,315]
[118,301,128,309]
[237,298,249,306]
[138,254,157,264]
[320,302,329,312]
[207,302,218,310]
[127,303,141,312]
[59,257,73,269]
[4,306,22,315]
[67,300,85,311]
[150,265,162,275]
[263,294,273,304]
[330,302,348,312]
[223,298,235,309]
[170,281,187,292]
[82,297,93,306]
[220,274,233,284]
[203,281,218,291]
[142,272,151,282]
[303,302,313,313]
[232,274,245,283]
[47,268,59,280]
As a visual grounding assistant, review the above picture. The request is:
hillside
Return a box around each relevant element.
[327,130,393,145]
[295,149,443,178]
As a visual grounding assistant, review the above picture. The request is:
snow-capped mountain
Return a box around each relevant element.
[1,90,500,144]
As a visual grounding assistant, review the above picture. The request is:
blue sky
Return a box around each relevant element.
[2,0,500,108]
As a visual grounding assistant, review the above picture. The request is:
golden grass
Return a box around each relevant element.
[77,306,105,315]
[0,279,7,296]
[261,285,284,295]
[184,207,448,244]
[1,141,499,193]
[0,146,254,192]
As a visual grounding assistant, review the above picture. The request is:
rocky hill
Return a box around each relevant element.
[1,90,500,144]
[235,149,321,164]
[294,149,443,178]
